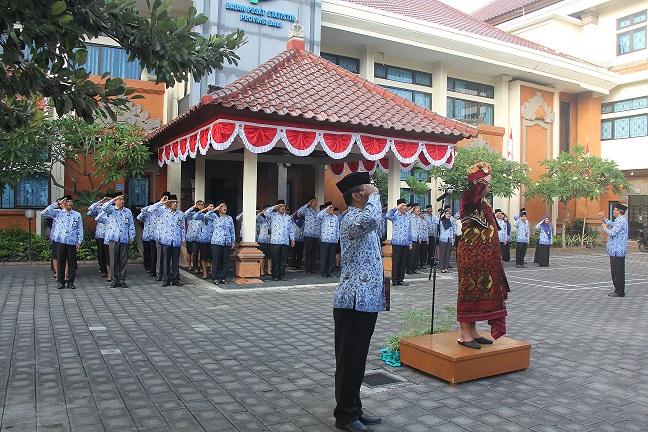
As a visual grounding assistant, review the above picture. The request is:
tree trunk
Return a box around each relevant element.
[562,201,569,248]
[580,199,588,248]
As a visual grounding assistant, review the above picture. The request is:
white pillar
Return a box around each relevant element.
[277,163,287,201]
[431,63,447,116]
[242,149,258,243]
[195,157,205,201]
[495,75,512,131]
[359,46,375,82]
[551,89,561,231]
[166,162,181,197]
[386,153,401,239]
[314,164,325,204]
[508,81,522,218]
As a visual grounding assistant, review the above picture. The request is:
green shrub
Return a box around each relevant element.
[386,306,457,352]
[0,228,140,262]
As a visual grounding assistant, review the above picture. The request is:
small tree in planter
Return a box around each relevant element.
[380,306,457,367]
[527,145,629,248]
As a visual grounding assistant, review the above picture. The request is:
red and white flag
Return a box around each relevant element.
[506,130,514,161]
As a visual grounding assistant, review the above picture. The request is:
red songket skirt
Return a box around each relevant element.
[456,200,509,339]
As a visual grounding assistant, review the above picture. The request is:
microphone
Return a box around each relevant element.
[436,188,454,202]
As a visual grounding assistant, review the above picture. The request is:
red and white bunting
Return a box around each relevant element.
[156,119,455,168]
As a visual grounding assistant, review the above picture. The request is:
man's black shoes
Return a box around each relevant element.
[608,292,625,297]
[336,420,373,432]
[57,283,66,289]
[162,281,170,287]
[120,282,128,288]
[474,337,493,344]
[66,283,76,290]
[359,415,382,425]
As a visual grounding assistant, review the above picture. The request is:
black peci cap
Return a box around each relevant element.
[336,172,371,194]
[614,203,628,212]
[168,194,178,201]
[276,199,286,205]
[397,199,407,205]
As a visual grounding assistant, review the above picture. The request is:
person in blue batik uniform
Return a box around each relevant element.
[514,208,530,268]
[423,205,438,266]
[438,207,455,273]
[98,194,135,288]
[417,207,428,269]
[88,196,111,277]
[318,202,340,278]
[495,209,511,262]
[184,200,205,272]
[291,213,305,270]
[332,172,384,432]
[43,195,84,289]
[147,194,185,286]
[406,204,422,275]
[385,198,412,286]
[264,200,295,281]
[256,206,272,276]
[203,201,235,284]
[136,201,156,275]
[297,197,320,273]
[193,203,215,279]
[599,203,629,297]
[533,216,553,267]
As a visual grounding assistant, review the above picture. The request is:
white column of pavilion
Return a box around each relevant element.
[241,148,258,244]
[386,152,401,240]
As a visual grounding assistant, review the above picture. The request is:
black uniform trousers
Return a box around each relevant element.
[271,244,289,279]
[108,241,129,283]
[427,236,437,264]
[56,243,78,284]
[149,240,158,276]
[291,240,304,269]
[407,241,419,273]
[320,241,337,276]
[418,241,428,267]
[516,242,528,265]
[333,308,378,426]
[96,238,107,274]
[391,245,409,284]
[303,236,319,273]
[211,244,231,281]
[163,245,180,284]
[500,242,511,262]
[142,239,152,272]
[610,256,625,295]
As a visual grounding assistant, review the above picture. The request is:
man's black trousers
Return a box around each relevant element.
[320,241,337,276]
[391,245,408,284]
[515,242,528,265]
[610,256,625,295]
[163,245,180,284]
[333,308,377,426]
[271,244,289,279]
[303,236,319,273]
[56,243,77,284]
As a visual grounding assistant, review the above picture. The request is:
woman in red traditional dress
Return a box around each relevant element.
[456,162,510,350]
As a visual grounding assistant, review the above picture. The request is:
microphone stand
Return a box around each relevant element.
[428,208,444,334]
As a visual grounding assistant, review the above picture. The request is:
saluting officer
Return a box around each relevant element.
[136,201,156,273]
[193,203,216,280]
[98,194,135,288]
[203,201,235,285]
[385,198,412,286]
[43,195,83,289]
[184,200,205,272]
[333,172,383,432]
[264,200,295,281]
[148,194,186,287]
[297,197,320,273]
[88,196,111,277]
[317,201,340,278]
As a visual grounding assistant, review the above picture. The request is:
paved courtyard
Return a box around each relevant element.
[0,250,647,432]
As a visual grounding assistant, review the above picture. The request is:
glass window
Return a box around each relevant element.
[387,66,413,84]
[634,28,647,50]
[15,177,49,208]
[447,97,494,125]
[320,52,360,74]
[601,120,613,140]
[383,86,431,109]
[618,32,632,54]
[603,96,648,113]
[633,97,648,109]
[614,117,630,139]
[1,184,14,209]
[447,77,494,98]
[614,99,632,112]
[635,11,647,24]
[618,16,632,30]
[630,115,648,137]
[128,177,149,207]
[602,103,613,114]
[85,43,143,80]
[374,64,432,87]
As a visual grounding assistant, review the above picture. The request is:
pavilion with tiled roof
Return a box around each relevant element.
[148,28,476,281]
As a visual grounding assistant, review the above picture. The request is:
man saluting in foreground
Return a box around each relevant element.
[333,172,384,432]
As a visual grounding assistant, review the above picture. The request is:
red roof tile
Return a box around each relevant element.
[341,0,588,64]
[149,48,477,145]
[472,0,560,23]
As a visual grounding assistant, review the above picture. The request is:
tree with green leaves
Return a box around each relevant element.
[527,145,629,247]
[402,169,430,203]
[0,111,150,204]
[1,0,245,131]
[427,145,530,198]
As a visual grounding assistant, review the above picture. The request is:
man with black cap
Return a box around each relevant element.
[136,201,156,273]
[147,194,186,286]
[43,195,84,289]
[297,197,320,273]
[385,198,412,286]
[317,201,340,278]
[599,203,629,297]
[514,208,530,268]
[333,171,383,432]
[423,204,438,265]
[495,209,511,262]
[88,195,112,277]
[98,194,135,287]
[263,200,295,281]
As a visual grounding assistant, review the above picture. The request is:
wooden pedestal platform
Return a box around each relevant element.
[400,332,531,383]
